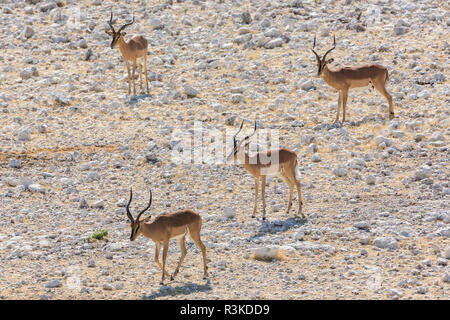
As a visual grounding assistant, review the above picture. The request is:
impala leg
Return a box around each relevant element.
[172,236,187,280]
[281,174,293,213]
[154,242,170,277]
[374,81,394,119]
[261,176,267,220]
[160,240,169,284]
[138,62,143,91]
[342,89,349,123]
[333,91,342,124]
[252,177,258,219]
[132,60,137,95]
[289,161,304,218]
[144,52,149,94]
[125,61,131,95]
[189,223,208,279]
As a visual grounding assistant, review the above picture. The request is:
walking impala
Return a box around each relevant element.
[228,120,304,221]
[312,36,394,123]
[125,188,208,284]
[106,11,149,95]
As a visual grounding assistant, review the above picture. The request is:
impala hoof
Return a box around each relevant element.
[389,112,395,120]
[170,275,174,281]
[251,215,255,219]
[262,217,266,221]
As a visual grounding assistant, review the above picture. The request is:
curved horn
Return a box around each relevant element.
[126,188,134,222]
[311,36,321,62]
[135,189,152,222]
[118,15,135,33]
[108,10,116,33]
[322,35,336,61]
[233,120,244,144]
[242,119,257,142]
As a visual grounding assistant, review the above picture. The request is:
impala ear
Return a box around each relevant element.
[326,58,334,64]
[105,29,113,35]
[142,216,151,222]
[121,31,127,36]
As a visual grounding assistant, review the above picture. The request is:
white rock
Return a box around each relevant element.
[29,184,46,194]
[445,247,450,259]
[223,207,235,219]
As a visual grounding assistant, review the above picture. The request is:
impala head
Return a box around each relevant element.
[125,188,152,241]
[311,35,336,76]
[105,10,135,49]
[227,119,257,161]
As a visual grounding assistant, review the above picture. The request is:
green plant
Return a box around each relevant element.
[91,229,108,240]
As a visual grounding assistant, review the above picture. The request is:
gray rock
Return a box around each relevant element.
[301,80,315,91]
[333,167,348,177]
[413,166,432,181]
[45,279,62,288]
[149,18,164,30]
[9,159,21,169]
[184,85,199,98]
[23,26,34,39]
[264,38,283,49]
[373,237,398,250]
[366,175,376,185]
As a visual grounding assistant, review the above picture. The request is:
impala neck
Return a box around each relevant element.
[235,148,251,166]
[320,65,335,86]
[117,36,130,57]
[140,220,157,239]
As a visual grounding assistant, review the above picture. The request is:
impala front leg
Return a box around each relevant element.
[252,177,258,218]
[161,240,169,284]
[132,59,137,95]
[333,91,342,124]
[125,60,131,95]
[261,176,267,220]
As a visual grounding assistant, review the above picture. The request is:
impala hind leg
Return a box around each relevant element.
[374,80,394,119]
[138,62,143,91]
[188,223,208,279]
[280,174,294,214]
[289,161,304,218]
[144,52,149,94]
[172,236,187,280]
[333,91,342,124]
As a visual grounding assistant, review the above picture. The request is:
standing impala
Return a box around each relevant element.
[228,120,304,221]
[312,36,394,123]
[106,11,149,95]
[125,188,208,284]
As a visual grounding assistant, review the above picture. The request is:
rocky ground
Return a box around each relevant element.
[0,0,449,300]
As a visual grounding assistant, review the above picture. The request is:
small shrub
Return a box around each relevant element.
[91,229,108,240]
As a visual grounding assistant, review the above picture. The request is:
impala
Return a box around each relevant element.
[125,188,208,284]
[106,11,149,95]
[312,35,394,123]
[228,120,304,220]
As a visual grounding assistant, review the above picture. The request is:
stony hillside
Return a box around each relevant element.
[0,0,448,299]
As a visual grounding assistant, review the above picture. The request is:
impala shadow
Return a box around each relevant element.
[142,280,212,299]
[246,217,307,241]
